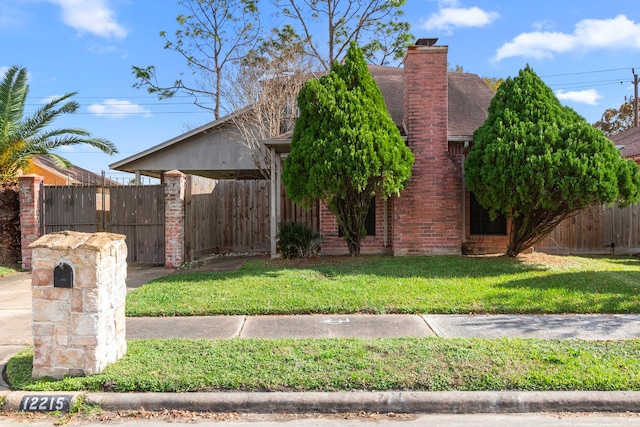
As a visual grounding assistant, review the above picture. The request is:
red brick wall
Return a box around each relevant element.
[164,170,186,268]
[462,172,510,255]
[18,175,44,270]
[393,44,462,255]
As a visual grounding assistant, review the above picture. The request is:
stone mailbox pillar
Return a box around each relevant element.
[30,231,127,379]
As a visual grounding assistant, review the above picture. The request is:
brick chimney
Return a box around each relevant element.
[393,38,462,255]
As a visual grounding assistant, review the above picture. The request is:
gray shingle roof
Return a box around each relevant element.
[368,65,494,138]
[610,127,640,159]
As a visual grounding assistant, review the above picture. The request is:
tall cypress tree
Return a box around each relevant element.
[465,65,640,257]
[283,42,414,256]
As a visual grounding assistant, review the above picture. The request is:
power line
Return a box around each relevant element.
[540,67,636,78]
[62,111,212,115]
[24,101,213,107]
[548,80,628,90]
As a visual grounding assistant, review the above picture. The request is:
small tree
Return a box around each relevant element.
[132,0,260,120]
[465,65,640,257]
[282,42,414,256]
[274,0,412,70]
[223,25,316,177]
[593,98,636,136]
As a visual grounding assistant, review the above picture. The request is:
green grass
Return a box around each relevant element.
[7,338,640,392]
[126,254,640,316]
[0,264,20,277]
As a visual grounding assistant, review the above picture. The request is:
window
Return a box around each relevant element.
[338,198,376,236]
[364,197,376,236]
[470,193,506,235]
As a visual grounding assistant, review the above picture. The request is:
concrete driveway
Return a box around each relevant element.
[0,265,173,370]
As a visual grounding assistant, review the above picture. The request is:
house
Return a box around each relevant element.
[611,126,640,165]
[27,155,111,185]
[111,38,505,257]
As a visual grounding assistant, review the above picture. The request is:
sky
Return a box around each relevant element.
[2,0,640,182]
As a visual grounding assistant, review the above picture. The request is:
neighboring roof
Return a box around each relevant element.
[610,126,640,159]
[111,65,493,179]
[31,155,115,185]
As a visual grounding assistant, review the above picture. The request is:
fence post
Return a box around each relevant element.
[164,170,186,269]
[18,174,44,271]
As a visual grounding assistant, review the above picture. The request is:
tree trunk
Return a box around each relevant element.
[346,238,361,257]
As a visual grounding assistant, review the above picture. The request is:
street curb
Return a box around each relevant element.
[2,391,640,414]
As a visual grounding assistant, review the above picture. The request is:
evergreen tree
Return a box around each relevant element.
[283,42,414,256]
[465,65,640,257]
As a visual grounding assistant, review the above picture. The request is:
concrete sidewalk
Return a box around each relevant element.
[126,313,640,340]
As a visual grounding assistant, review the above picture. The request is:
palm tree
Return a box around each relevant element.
[0,65,117,182]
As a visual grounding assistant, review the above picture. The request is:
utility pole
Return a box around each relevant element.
[634,68,639,128]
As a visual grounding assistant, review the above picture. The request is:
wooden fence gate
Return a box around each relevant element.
[40,183,165,265]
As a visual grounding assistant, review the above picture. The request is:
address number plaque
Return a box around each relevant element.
[20,395,72,412]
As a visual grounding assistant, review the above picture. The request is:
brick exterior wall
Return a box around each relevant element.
[319,197,393,255]
[18,175,44,270]
[164,170,186,268]
[462,189,510,254]
[393,44,462,255]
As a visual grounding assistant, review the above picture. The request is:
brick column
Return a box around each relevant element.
[164,170,186,269]
[18,174,44,270]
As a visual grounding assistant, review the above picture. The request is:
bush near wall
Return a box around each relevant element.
[0,183,20,266]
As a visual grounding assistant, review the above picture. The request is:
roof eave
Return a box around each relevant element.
[109,107,251,171]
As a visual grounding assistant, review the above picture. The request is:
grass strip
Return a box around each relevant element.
[7,338,640,392]
[126,255,640,316]
[0,265,20,277]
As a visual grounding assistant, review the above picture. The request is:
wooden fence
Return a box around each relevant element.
[41,183,165,264]
[185,176,318,259]
[109,185,165,265]
[536,202,640,255]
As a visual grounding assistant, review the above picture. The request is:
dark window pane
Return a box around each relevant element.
[338,198,376,237]
[470,193,506,235]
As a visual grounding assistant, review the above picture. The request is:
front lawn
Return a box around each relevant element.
[0,265,20,277]
[125,254,640,316]
[7,338,640,392]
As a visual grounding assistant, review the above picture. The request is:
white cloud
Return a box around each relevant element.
[555,89,602,106]
[47,0,127,39]
[421,1,499,34]
[88,99,151,118]
[495,15,640,61]
[88,43,119,55]
[532,19,554,32]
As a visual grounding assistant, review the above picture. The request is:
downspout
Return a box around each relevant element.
[276,152,282,243]
[461,141,470,244]
[270,146,278,258]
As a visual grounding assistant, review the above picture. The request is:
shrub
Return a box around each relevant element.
[277,222,322,258]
